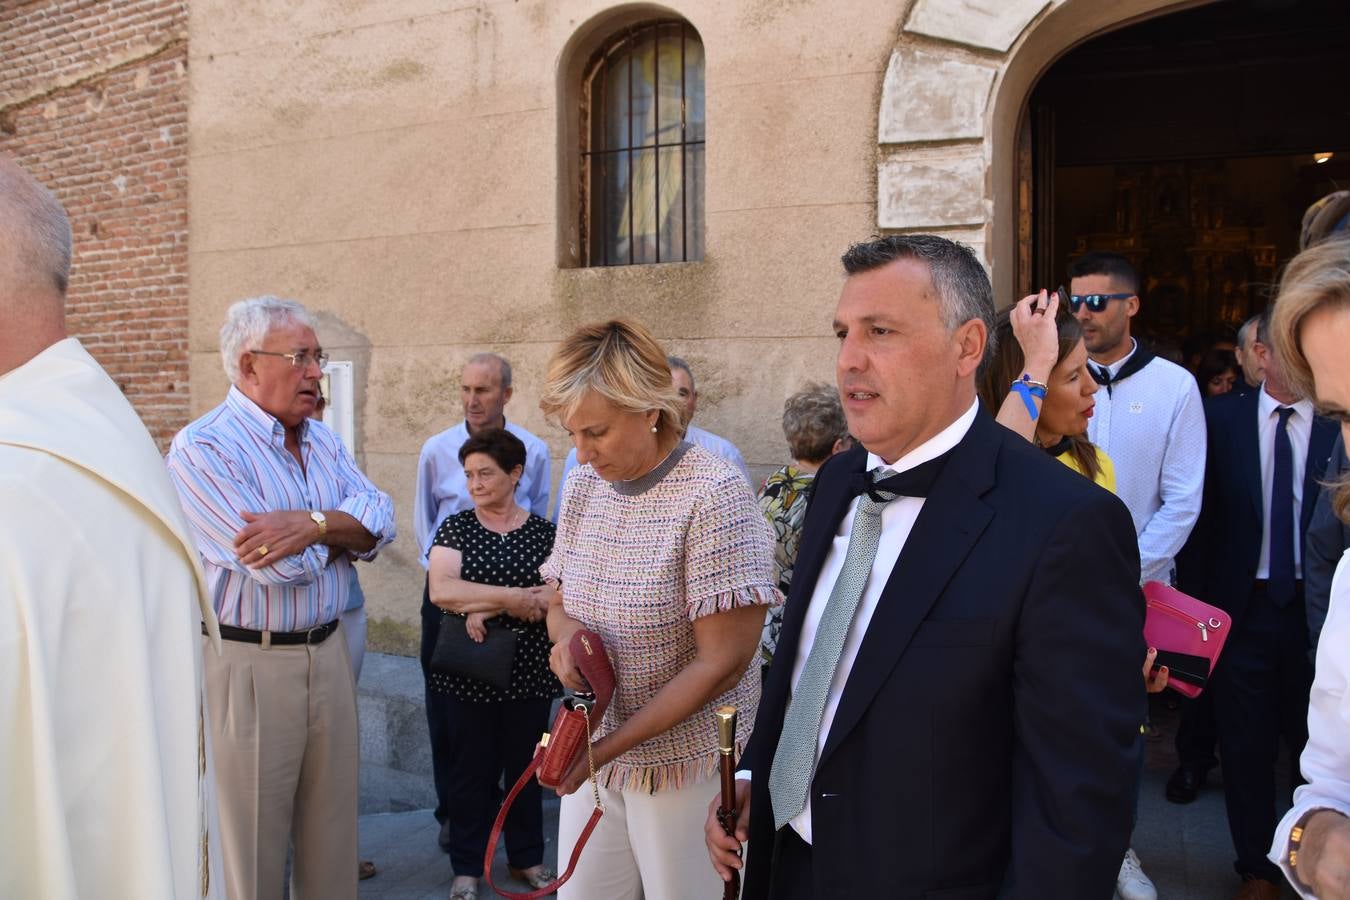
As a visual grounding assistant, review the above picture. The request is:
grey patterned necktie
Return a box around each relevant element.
[767,468,898,829]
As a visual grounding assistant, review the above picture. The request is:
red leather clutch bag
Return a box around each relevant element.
[484,629,615,899]
[1142,581,1231,699]
[538,629,615,788]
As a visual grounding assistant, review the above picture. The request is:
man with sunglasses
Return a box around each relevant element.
[1068,251,1206,588]
[167,295,396,900]
[1068,252,1207,900]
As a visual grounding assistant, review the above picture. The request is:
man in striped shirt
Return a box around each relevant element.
[167,295,395,900]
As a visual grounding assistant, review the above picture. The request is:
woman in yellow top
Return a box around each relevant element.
[978,290,1115,491]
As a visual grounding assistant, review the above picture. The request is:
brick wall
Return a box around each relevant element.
[1,0,190,448]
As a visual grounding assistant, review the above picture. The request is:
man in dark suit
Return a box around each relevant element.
[1180,309,1338,900]
[705,235,1146,899]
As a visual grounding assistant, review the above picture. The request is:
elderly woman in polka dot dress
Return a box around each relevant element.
[426,427,561,900]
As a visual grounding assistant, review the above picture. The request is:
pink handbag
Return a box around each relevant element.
[1142,581,1231,699]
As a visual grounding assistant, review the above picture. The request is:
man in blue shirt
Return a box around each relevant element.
[414,353,550,562]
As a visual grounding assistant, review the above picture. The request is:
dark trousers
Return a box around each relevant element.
[1174,687,1220,771]
[421,583,550,876]
[1213,582,1313,882]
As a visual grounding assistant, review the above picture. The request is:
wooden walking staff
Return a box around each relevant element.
[715,705,741,900]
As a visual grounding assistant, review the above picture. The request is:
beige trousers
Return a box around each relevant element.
[556,778,726,900]
[202,626,358,900]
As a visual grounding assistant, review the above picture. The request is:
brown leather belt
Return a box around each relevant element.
[202,619,339,645]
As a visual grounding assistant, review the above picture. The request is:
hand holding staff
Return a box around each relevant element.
[715,705,740,900]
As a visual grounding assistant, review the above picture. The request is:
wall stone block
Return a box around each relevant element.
[905,0,1052,53]
[877,147,986,230]
[878,45,998,143]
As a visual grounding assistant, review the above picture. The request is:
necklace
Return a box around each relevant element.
[476,504,525,536]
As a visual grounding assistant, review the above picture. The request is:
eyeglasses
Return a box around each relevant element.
[250,349,330,369]
[1068,293,1134,314]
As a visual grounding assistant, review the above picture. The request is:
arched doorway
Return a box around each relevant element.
[1017,0,1350,350]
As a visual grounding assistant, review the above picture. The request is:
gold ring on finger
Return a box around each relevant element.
[257,544,269,557]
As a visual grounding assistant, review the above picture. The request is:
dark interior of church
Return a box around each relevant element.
[1025,0,1350,348]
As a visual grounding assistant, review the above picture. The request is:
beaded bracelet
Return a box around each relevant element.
[1010,374,1047,420]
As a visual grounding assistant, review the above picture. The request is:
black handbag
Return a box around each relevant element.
[429,613,518,690]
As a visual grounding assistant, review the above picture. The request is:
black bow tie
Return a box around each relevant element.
[848,451,950,502]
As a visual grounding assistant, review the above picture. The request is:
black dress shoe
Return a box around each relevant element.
[1165,765,1208,804]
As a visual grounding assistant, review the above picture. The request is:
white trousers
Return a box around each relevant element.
[556,778,726,900]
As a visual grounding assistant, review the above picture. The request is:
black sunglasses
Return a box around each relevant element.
[1067,292,1133,313]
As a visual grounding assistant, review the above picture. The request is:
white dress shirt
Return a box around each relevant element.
[413,420,551,567]
[1088,339,1207,584]
[1255,387,1315,579]
[1271,548,1350,896]
[781,399,978,843]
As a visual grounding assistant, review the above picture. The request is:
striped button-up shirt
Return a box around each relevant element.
[166,386,395,631]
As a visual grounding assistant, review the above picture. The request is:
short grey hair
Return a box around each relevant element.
[1256,305,1273,348]
[782,382,848,464]
[667,355,695,392]
[0,157,73,296]
[840,234,997,364]
[466,351,512,389]
[219,295,317,383]
[1236,314,1260,350]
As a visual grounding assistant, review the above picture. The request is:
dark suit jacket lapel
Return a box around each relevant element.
[1303,415,1339,536]
[818,411,998,769]
[1235,388,1263,523]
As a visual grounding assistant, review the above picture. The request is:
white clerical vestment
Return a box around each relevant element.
[0,339,223,899]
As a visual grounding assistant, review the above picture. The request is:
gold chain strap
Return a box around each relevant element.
[581,705,603,810]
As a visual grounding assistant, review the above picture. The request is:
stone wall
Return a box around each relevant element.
[4,0,1212,651]
[1,0,191,449]
[188,0,900,650]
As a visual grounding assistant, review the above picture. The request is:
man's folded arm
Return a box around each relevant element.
[167,441,325,586]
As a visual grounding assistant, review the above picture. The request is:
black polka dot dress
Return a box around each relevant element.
[428,510,561,703]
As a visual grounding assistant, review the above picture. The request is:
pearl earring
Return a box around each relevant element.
[650,424,658,433]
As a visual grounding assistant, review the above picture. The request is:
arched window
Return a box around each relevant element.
[582,20,704,267]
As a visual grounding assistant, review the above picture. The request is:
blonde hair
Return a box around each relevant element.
[539,319,685,441]
[1271,234,1350,521]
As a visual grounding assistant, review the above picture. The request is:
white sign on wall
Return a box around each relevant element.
[320,360,355,453]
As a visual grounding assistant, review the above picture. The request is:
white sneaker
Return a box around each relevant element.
[1116,848,1157,900]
